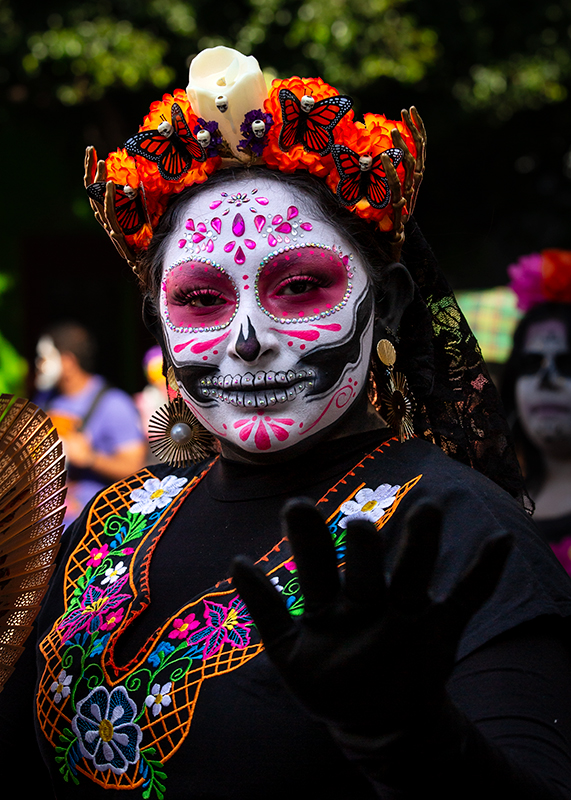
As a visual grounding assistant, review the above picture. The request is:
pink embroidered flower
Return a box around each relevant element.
[100,606,125,632]
[87,544,110,568]
[186,596,253,658]
[507,253,543,311]
[58,575,131,642]
[168,613,200,640]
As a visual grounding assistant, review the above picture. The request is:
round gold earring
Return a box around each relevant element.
[147,367,215,467]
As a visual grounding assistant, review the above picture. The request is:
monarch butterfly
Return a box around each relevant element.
[278,89,352,156]
[125,103,206,182]
[86,182,145,235]
[331,145,403,209]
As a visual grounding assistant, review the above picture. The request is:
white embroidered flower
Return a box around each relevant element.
[145,682,173,717]
[129,475,188,515]
[101,561,127,585]
[50,669,72,703]
[338,483,401,529]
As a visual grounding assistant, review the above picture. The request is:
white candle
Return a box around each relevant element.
[186,46,268,160]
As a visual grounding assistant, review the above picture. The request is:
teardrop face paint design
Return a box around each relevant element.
[232,213,246,237]
[160,175,373,456]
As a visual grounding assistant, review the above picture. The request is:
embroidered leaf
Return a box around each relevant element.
[55,728,80,784]
[140,747,168,800]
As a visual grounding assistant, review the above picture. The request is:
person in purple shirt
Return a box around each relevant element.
[34,321,147,524]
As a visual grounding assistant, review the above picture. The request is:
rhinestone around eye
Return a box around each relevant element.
[162,257,239,334]
[253,243,354,324]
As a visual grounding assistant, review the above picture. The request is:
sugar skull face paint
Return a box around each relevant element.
[160,175,375,455]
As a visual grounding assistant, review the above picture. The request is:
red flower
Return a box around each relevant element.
[542,249,571,304]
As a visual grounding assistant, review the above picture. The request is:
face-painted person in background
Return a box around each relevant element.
[8,47,571,800]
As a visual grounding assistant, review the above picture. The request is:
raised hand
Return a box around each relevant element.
[232,499,512,737]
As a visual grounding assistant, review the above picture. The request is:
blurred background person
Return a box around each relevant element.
[34,321,147,525]
[133,344,168,461]
[501,250,571,574]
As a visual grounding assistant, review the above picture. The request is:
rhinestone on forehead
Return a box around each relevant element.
[254,243,354,324]
[162,257,239,334]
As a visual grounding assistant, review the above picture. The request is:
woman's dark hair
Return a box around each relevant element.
[501,302,571,493]
[43,321,97,373]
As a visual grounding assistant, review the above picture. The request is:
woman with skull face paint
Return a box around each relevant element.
[502,250,571,575]
[3,48,571,800]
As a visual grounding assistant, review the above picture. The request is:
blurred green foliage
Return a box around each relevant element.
[1,0,571,387]
[2,0,571,117]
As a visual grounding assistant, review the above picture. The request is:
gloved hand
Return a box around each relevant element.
[232,499,512,738]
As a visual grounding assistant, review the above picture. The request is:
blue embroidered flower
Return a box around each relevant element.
[72,686,142,774]
[50,669,73,703]
[147,641,175,667]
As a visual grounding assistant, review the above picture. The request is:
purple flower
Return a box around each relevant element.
[58,574,130,642]
[507,253,544,311]
[238,109,273,157]
[186,596,253,658]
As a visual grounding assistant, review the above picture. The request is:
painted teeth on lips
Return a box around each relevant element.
[198,369,315,407]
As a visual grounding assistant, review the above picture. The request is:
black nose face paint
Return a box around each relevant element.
[235,317,261,362]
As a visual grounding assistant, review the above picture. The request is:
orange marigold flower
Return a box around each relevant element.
[263,76,354,174]
[105,149,140,189]
[324,113,417,230]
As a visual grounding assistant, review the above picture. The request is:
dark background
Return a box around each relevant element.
[2,0,571,393]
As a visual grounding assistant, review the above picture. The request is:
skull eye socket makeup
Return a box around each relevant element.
[256,248,350,321]
[164,261,238,330]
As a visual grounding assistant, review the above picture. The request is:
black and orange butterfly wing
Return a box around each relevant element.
[278,90,352,155]
[278,90,303,151]
[86,181,106,205]
[114,186,145,234]
[331,146,364,207]
[86,182,144,234]
[170,102,205,164]
[124,104,204,182]
[304,96,353,155]
[366,148,403,209]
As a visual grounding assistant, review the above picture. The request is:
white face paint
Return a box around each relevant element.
[159,176,374,455]
[516,318,571,456]
[35,335,63,391]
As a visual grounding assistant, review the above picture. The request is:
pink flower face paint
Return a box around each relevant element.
[160,175,374,456]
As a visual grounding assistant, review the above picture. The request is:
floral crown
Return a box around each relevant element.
[508,249,571,311]
[84,46,426,274]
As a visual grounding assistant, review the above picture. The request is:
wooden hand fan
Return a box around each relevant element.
[0,394,66,691]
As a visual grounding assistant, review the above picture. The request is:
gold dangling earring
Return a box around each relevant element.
[376,339,414,442]
[147,366,215,467]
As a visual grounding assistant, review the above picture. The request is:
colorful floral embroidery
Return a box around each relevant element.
[101,560,128,585]
[129,475,188,515]
[168,613,200,640]
[72,686,142,774]
[145,683,173,717]
[58,574,131,643]
[338,483,401,528]
[50,670,73,704]
[186,596,254,658]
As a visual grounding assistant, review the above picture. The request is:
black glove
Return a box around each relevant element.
[231,499,512,738]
